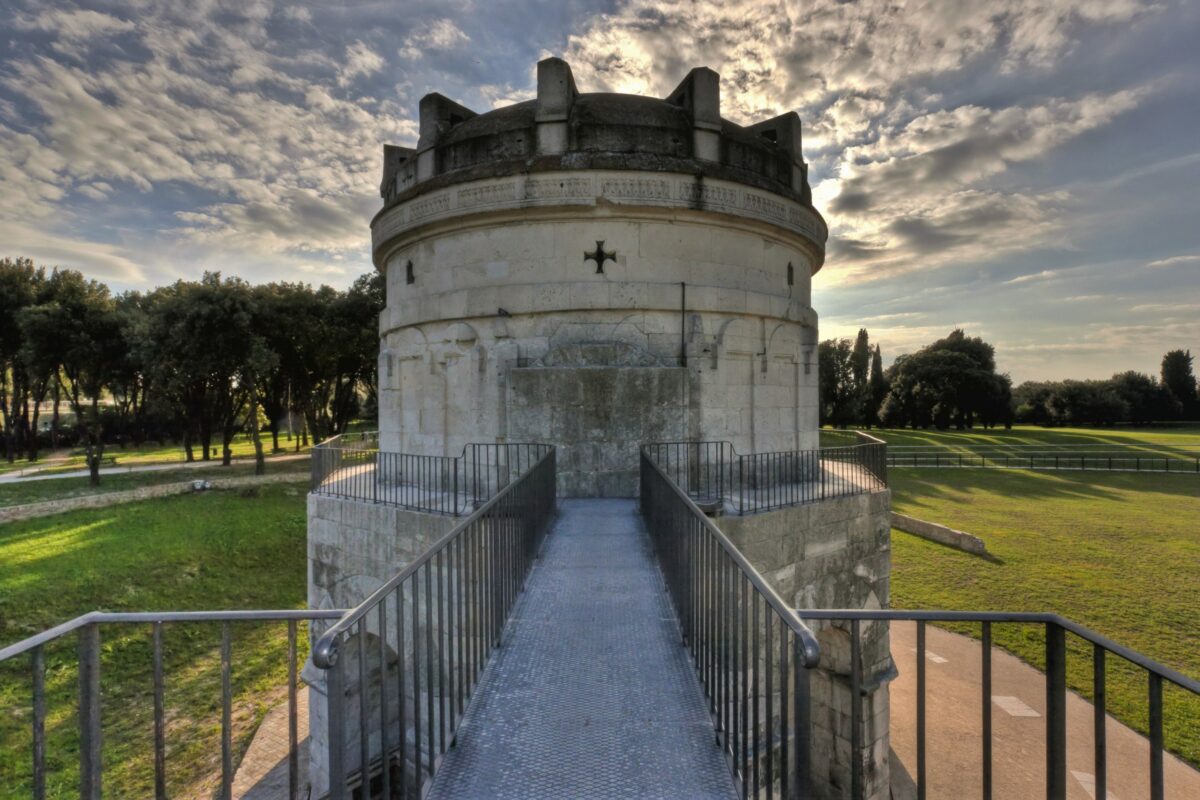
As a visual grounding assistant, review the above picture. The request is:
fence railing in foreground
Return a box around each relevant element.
[311,445,556,800]
[886,443,1200,473]
[640,447,822,799]
[311,433,554,515]
[0,609,346,800]
[644,433,887,515]
[801,610,1200,800]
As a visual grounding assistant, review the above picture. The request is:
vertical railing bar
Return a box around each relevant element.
[1093,644,1105,800]
[779,620,789,800]
[853,618,865,800]
[287,621,298,800]
[412,572,423,792]
[425,563,435,778]
[396,585,408,797]
[327,647,346,800]
[1149,672,1164,800]
[78,622,102,800]
[221,622,233,800]
[766,609,774,800]
[32,645,46,800]
[152,623,166,800]
[753,593,761,798]
[357,618,370,795]
[1046,622,1067,800]
[982,620,992,800]
[437,549,447,756]
[378,604,391,800]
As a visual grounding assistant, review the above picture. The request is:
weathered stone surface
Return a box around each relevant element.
[0,472,307,525]
[891,512,988,556]
[719,490,893,800]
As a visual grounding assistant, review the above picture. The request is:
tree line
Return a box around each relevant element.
[0,258,382,484]
[820,328,1198,430]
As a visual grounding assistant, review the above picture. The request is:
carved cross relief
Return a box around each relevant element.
[583,240,616,274]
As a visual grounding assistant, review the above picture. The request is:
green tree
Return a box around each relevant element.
[1161,349,1197,417]
[0,258,45,462]
[818,338,858,427]
[879,330,1013,430]
[20,270,124,485]
[866,345,887,427]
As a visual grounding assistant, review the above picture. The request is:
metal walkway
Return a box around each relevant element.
[426,498,738,800]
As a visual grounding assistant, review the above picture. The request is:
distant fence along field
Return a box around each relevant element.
[886,443,1200,473]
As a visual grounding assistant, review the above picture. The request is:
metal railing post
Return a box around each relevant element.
[78,623,102,800]
[1045,622,1067,800]
[327,651,346,800]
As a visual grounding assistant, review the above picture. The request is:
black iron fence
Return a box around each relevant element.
[311,445,556,800]
[643,436,888,515]
[0,609,345,800]
[801,610,1200,800]
[887,443,1200,473]
[311,433,554,514]
[640,448,822,799]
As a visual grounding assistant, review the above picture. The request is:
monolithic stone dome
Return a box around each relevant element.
[379,59,817,218]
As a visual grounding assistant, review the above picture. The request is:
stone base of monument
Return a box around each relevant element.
[719,489,893,800]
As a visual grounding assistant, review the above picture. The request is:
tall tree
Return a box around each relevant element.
[0,258,43,463]
[21,270,124,485]
[1161,349,1197,417]
[866,345,887,427]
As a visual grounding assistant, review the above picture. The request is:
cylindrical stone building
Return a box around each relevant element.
[373,58,827,496]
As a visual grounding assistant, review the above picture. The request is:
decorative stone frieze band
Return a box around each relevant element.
[372,171,827,263]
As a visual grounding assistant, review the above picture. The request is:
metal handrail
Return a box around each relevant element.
[641,447,821,664]
[0,608,347,800]
[311,438,554,514]
[800,608,1200,800]
[645,438,888,515]
[312,445,557,800]
[802,609,1200,694]
[640,445,820,799]
[311,445,556,669]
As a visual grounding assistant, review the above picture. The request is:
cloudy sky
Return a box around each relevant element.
[1,0,1197,381]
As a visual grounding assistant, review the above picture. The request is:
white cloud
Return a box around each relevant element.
[1146,254,1200,268]
[400,19,470,60]
[339,41,386,86]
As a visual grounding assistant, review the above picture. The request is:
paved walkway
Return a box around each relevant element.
[426,499,738,800]
[0,452,308,483]
[890,623,1200,799]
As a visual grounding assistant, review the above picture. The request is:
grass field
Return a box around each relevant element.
[888,466,1200,765]
[822,423,1200,449]
[0,483,310,798]
[0,459,311,508]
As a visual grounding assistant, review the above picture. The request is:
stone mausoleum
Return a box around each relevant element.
[373,57,825,497]
[308,58,892,800]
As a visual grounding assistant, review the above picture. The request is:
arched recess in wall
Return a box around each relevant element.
[439,322,485,453]
[391,328,429,450]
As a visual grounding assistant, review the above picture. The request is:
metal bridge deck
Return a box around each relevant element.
[426,499,738,800]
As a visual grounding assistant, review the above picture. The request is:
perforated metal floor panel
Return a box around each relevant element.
[426,499,738,800]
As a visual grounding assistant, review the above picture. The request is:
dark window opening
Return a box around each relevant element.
[406,261,415,285]
[787,262,794,286]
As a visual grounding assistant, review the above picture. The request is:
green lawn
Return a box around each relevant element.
[0,459,311,508]
[822,423,1200,449]
[0,483,310,798]
[888,467,1200,765]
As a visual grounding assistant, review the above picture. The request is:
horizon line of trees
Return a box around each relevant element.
[820,328,1197,431]
[0,257,383,484]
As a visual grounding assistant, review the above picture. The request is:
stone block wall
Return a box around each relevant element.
[305,494,460,797]
[718,490,892,800]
